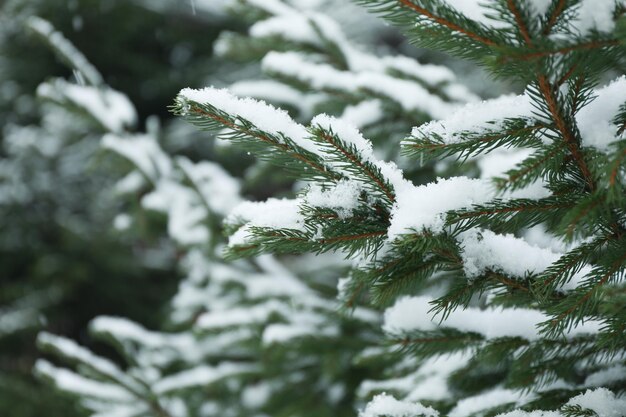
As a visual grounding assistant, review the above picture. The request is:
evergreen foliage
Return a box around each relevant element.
[29,0,626,417]
[0,1,227,416]
[172,0,626,416]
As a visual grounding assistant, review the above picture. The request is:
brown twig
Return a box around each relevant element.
[397,0,497,47]
[537,75,595,191]
[507,0,533,46]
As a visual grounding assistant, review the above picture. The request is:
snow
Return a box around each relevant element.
[571,0,622,36]
[238,274,312,299]
[306,180,363,219]
[360,394,439,417]
[34,360,133,401]
[443,0,510,29]
[309,114,410,194]
[153,363,257,394]
[340,100,384,128]
[241,383,272,409]
[577,76,626,151]
[90,316,191,353]
[252,12,472,108]
[262,52,453,118]
[250,13,334,48]
[142,180,209,245]
[176,157,242,216]
[410,94,534,145]
[113,213,132,231]
[359,351,472,402]
[458,229,590,290]
[585,365,626,387]
[27,16,103,86]
[565,388,626,417]
[382,296,437,334]
[361,73,452,118]
[37,332,143,392]
[528,0,553,17]
[449,388,533,417]
[406,352,472,401]
[229,80,316,116]
[436,0,620,36]
[197,300,288,329]
[262,321,338,345]
[178,87,317,154]
[114,171,145,195]
[383,296,602,341]
[225,198,306,246]
[261,51,356,90]
[478,149,534,179]
[458,229,591,291]
[523,225,572,253]
[38,80,136,133]
[311,114,375,156]
[102,134,172,182]
[245,0,295,15]
[382,55,456,87]
[495,410,562,417]
[388,177,494,238]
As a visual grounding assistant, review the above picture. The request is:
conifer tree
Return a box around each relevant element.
[170,0,626,416]
[30,0,626,416]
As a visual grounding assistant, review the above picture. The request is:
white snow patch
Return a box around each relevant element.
[177,157,242,216]
[306,180,363,218]
[411,94,534,145]
[226,198,306,247]
[153,363,256,394]
[383,296,601,341]
[360,393,438,417]
[571,0,621,36]
[388,177,494,238]
[577,76,626,151]
[102,134,171,182]
[449,388,533,417]
[566,388,626,417]
[38,80,136,133]
[34,360,133,401]
[178,87,316,154]
[459,229,591,290]
[340,100,384,128]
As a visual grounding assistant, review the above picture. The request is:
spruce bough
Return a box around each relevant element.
[173,0,626,415]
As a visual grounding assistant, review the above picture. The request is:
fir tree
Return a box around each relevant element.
[170,0,626,416]
[31,0,626,416]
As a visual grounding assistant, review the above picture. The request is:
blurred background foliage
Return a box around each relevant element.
[0,1,231,415]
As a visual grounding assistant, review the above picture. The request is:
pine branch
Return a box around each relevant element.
[396,0,498,47]
[404,120,543,162]
[542,0,568,35]
[312,128,396,205]
[536,75,595,191]
[534,234,610,297]
[507,0,533,46]
[182,104,336,181]
[496,143,566,191]
[542,240,626,336]
[447,197,574,233]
